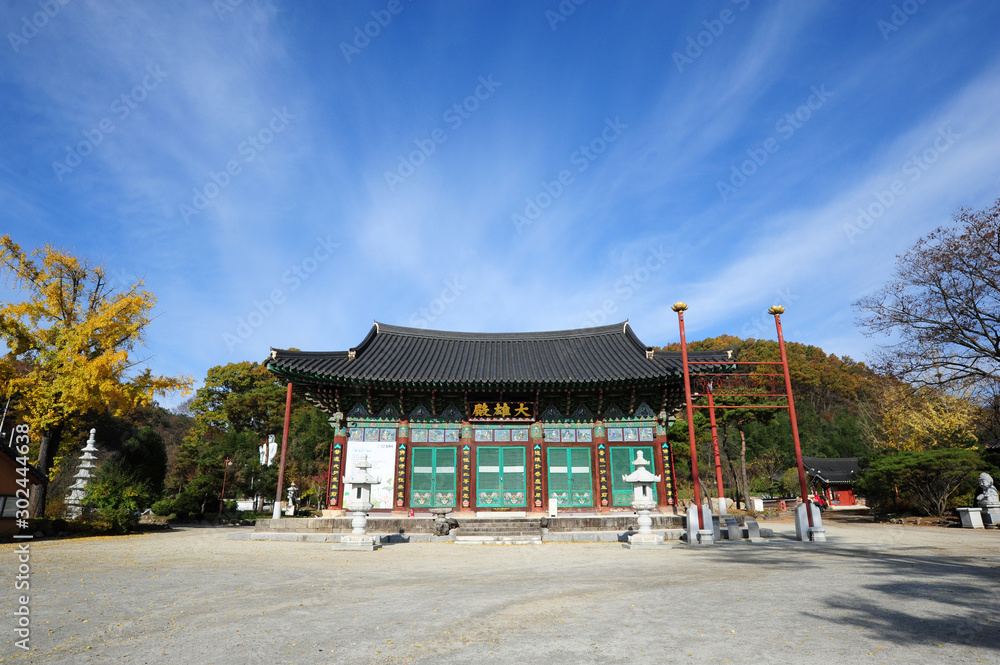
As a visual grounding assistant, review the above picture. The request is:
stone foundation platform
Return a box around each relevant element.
[235,514,691,543]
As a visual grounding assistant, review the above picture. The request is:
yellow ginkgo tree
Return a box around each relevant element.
[0,235,192,516]
[861,377,979,452]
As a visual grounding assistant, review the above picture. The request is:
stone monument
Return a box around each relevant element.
[429,507,456,538]
[794,499,826,542]
[960,472,1000,528]
[976,472,1000,527]
[622,451,670,549]
[957,506,984,529]
[64,429,99,519]
[685,501,715,546]
[331,454,382,551]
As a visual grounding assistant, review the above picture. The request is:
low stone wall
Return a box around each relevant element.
[543,515,685,531]
[255,515,690,533]
[679,514,747,529]
[254,517,436,534]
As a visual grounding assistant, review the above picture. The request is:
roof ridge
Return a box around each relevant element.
[270,348,350,357]
[372,321,630,341]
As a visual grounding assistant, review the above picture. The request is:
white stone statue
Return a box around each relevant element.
[976,472,999,508]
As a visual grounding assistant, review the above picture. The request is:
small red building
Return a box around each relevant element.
[803,456,861,506]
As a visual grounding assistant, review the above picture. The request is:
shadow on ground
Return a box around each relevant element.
[696,539,1000,653]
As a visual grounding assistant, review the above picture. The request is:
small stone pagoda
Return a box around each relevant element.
[64,429,99,519]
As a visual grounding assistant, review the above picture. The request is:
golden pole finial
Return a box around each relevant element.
[671,302,688,312]
[768,305,786,315]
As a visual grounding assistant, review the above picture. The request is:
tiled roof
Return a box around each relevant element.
[803,456,861,486]
[0,444,45,485]
[267,321,732,387]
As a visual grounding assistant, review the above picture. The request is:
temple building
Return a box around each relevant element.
[266,321,731,515]
[803,456,861,507]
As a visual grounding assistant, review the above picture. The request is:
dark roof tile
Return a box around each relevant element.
[267,321,732,387]
[803,456,861,485]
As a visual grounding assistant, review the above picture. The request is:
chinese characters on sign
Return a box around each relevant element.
[461,445,472,507]
[533,444,543,507]
[329,443,342,506]
[597,444,609,506]
[662,442,675,505]
[395,444,407,507]
[470,401,533,419]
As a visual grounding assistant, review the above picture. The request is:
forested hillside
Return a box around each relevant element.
[659,335,987,505]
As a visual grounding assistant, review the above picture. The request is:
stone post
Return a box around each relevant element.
[794,501,826,542]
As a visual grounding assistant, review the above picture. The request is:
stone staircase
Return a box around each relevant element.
[453,518,543,545]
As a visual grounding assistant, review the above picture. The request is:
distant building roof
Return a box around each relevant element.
[802,456,860,487]
[267,321,734,389]
[0,444,45,485]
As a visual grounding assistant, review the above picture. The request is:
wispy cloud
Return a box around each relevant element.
[2,0,1000,405]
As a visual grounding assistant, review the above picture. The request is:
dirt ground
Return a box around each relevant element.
[1,520,998,664]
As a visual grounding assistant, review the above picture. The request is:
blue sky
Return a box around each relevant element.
[3,0,1000,407]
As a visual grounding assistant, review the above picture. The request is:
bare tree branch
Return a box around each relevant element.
[855,198,1000,400]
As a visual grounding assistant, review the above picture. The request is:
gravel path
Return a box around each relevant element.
[1,521,998,664]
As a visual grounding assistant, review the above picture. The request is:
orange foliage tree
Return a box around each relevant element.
[0,235,192,516]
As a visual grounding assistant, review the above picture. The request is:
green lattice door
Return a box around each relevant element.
[610,446,656,507]
[476,447,526,507]
[410,447,456,508]
[547,447,594,507]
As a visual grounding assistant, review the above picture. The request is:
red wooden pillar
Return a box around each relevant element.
[459,422,474,515]
[593,422,610,513]
[530,422,545,513]
[325,438,335,506]
[662,414,679,510]
[771,305,812,527]
[673,302,705,529]
[326,412,346,509]
[531,440,544,513]
[707,389,724,502]
[652,425,669,512]
[273,381,293,519]
[394,420,410,515]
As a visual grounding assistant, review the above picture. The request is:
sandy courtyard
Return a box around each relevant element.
[1,520,998,664]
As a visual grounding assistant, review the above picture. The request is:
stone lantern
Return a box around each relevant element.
[332,454,382,551]
[621,450,669,549]
[285,482,297,516]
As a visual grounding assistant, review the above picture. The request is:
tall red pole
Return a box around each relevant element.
[771,306,812,527]
[707,387,724,504]
[274,381,293,519]
[673,302,704,529]
[219,457,232,516]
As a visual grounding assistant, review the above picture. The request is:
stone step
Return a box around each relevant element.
[458,519,539,526]
[454,535,543,545]
[457,524,540,532]
[456,532,540,537]
[455,516,543,539]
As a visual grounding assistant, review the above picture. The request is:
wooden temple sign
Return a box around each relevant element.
[461,445,472,507]
[329,443,343,506]
[533,444,543,507]
[661,442,675,505]
[395,444,407,507]
[470,401,534,420]
[597,443,609,506]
